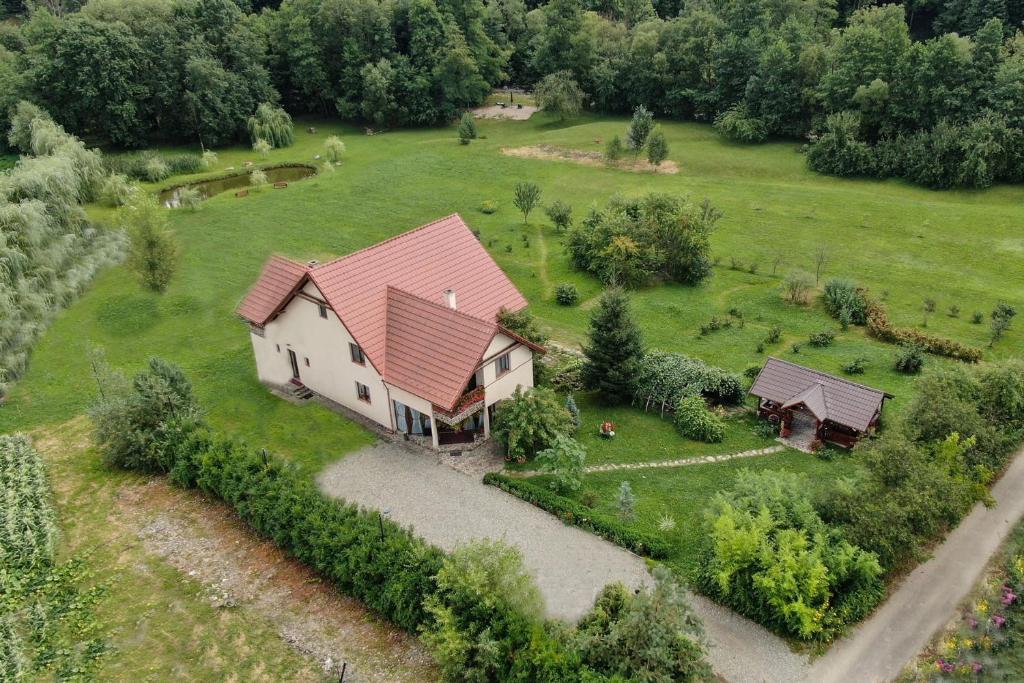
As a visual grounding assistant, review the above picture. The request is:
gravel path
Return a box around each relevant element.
[583,445,786,474]
[807,445,1024,683]
[317,442,806,682]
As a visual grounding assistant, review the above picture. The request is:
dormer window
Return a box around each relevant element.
[318,303,328,318]
[350,343,366,365]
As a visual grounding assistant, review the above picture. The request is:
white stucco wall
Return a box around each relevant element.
[481,335,535,405]
[251,281,393,429]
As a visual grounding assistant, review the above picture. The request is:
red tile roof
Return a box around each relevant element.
[384,287,499,409]
[237,214,533,409]
[236,255,308,326]
[308,214,527,371]
[749,357,891,432]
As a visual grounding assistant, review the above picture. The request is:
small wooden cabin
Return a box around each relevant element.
[749,357,892,449]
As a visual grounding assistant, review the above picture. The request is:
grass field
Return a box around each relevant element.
[1,111,1021,473]
[520,447,856,580]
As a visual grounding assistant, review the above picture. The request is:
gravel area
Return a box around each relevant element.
[317,442,808,682]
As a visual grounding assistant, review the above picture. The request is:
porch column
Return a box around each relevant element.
[429,414,440,449]
[483,402,491,438]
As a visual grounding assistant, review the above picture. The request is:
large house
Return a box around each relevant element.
[236,214,543,448]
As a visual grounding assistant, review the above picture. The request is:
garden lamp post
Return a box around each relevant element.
[378,508,391,542]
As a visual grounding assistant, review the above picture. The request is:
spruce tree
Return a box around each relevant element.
[582,288,645,404]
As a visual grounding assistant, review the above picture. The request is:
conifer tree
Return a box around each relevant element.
[582,288,645,404]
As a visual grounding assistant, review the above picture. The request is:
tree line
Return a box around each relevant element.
[1,0,1022,186]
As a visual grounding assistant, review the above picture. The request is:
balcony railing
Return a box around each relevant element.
[434,386,485,426]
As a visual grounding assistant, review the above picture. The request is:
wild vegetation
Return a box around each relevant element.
[0,103,124,398]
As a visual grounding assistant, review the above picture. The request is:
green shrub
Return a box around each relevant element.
[536,435,586,493]
[491,386,575,461]
[604,135,624,162]
[547,354,584,393]
[699,470,884,640]
[822,279,868,325]
[555,283,579,306]
[483,474,672,559]
[764,325,782,344]
[99,173,135,207]
[634,352,744,409]
[574,567,710,682]
[713,104,767,143]
[90,356,200,472]
[545,200,573,232]
[564,394,581,431]
[674,395,725,443]
[458,112,476,144]
[808,330,835,347]
[842,357,868,375]
[480,199,498,214]
[894,345,925,374]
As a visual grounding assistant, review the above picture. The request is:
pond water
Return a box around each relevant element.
[158,164,316,207]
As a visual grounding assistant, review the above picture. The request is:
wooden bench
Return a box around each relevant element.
[273,181,288,189]
[235,189,248,198]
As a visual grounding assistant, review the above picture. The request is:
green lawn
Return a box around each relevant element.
[1,111,1021,473]
[523,448,856,580]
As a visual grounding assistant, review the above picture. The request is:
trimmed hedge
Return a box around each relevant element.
[166,429,444,631]
[483,473,672,559]
[633,352,745,411]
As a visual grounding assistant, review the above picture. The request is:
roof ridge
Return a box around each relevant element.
[385,285,497,329]
[312,213,463,270]
[765,356,886,396]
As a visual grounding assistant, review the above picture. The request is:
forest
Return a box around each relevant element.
[0,0,1021,186]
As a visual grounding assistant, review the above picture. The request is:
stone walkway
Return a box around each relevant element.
[583,445,786,474]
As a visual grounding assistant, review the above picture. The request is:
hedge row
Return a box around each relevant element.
[162,427,445,632]
[865,298,983,363]
[483,473,671,559]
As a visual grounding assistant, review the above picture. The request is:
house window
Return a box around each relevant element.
[275,344,280,353]
[496,352,511,376]
[304,357,310,367]
[356,381,371,403]
[318,303,328,318]
[350,343,366,365]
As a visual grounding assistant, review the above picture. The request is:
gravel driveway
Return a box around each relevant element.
[318,442,652,622]
[317,442,807,683]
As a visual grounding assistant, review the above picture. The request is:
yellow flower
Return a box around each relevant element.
[943,638,958,654]
[981,635,993,651]
[962,638,974,650]
[977,599,989,614]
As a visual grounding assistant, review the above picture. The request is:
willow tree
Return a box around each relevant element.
[247,103,294,148]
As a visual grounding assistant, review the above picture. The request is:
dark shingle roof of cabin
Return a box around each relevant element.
[749,357,892,432]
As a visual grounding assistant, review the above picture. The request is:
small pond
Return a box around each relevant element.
[158,164,317,207]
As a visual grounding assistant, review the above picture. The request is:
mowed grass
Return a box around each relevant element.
[1,112,1022,472]
[524,448,856,580]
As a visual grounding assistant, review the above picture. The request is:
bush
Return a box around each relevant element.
[764,325,782,344]
[564,394,581,431]
[143,155,170,182]
[808,330,835,347]
[866,296,982,363]
[646,128,668,167]
[480,199,498,214]
[674,395,725,443]
[90,356,200,472]
[574,566,711,682]
[483,474,671,559]
[99,173,134,207]
[842,357,868,375]
[422,540,544,681]
[784,271,814,305]
[823,279,868,325]
[699,470,884,640]
[547,353,584,393]
[121,193,179,292]
[536,434,586,493]
[565,193,717,287]
[555,283,579,306]
[634,352,744,410]
[604,135,624,162]
[545,199,573,232]
[491,386,575,461]
[894,345,924,374]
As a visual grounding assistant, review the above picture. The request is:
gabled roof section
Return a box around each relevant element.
[236,255,309,326]
[383,287,499,410]
[750,357,892,432]
[309,214,527,372]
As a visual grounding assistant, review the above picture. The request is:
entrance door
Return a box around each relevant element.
[287,349,300,380]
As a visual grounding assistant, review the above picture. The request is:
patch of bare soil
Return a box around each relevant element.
[472,104,538,120]
[502,144,680,174]
[116,481,437,683]
[32,418,438,683]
